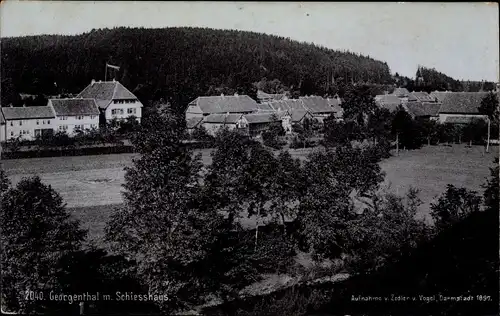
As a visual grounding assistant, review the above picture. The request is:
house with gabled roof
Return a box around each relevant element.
[1,105,56,141]
[0,110,5,142]
[408,91,436,103]
[405,101,441,120]
[185,94,259,121]
[256,90,289,103]
[393,87,410,98]
[437,92,490,124]
[299,96,336,122]
[77,79,143,124]
[48,98,100,135]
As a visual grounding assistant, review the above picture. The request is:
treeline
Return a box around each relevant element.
[395,66,496,93]
[1,27,393,110]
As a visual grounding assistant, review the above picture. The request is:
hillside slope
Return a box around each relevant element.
[1,27,393,108]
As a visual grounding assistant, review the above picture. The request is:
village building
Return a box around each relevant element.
[392,87,410,98]
[185,94,259,120]
[299,96,337,123]
[0,106,56,141]
[48,98,100,135]
[201,113,248,137]
[405,102,441,121]
[430,91,452,103]
[245,112,284,137]
[408,91,436,103]
[186,116,204,135]
[375,94,404,112]
[77,79,143,124]
[437,92,489,124]
[326,97,344,120]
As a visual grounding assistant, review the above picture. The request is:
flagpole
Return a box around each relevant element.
[105,63,107,82]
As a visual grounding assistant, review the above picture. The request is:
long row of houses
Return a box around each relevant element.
[0,79,143,142]
[375,88,497,124]
[185,92,344,136]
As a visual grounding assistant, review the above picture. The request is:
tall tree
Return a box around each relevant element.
[1,176,86,314]
[478,92,499,152]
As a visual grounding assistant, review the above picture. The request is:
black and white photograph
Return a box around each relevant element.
[0,1,499,315]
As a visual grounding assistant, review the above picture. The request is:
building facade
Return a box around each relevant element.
[1,106,56,141]
[48,98,100,135]
[77,79,143,124]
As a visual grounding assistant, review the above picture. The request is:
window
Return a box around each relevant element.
[90,115,96,120]
[10,121,13,126]
[10,131,13,136]
[19,120,23,126]
[36,120,40,125]
[112,109,124,115]
[76,115,84,120]
[35,129,41,137]
[47,120,50,124]
[127,108,136,114]
[59,125,68,131]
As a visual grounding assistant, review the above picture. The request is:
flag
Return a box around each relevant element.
[106,63,120,70]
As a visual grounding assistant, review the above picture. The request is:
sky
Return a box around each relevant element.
[1,1,498,81]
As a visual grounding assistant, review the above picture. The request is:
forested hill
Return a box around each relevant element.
[1,27,393,108]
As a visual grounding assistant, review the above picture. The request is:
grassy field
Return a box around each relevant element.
[3,144,498,243]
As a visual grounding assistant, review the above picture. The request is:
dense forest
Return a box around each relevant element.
[395,66,496,93]
[1,27,393,110]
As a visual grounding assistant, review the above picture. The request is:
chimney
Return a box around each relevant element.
[91,79,96,86]
[220,93,224,97]
[112,78,116,82]
[234,92,238,96]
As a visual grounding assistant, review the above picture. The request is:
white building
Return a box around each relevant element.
[77,79,143,124]
[48,98,100,135]
[0,112,5,142]
[0,106,56,141]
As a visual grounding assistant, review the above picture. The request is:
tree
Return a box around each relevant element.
[0,164,10,195]
[323,115,350,147]
[262,114,284,149]
[5,135,22,154]
[105,108,249,312]
[391,107,422,153]
[478,92,499,152]
[462,118,488,146]
[341,84,377,125]
[417,119,439,146]
[1,176,86,313]
[482,158,499,212]
[367,107,393,144]
[430,184,482,231]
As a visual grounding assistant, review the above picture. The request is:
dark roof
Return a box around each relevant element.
[186,117,203,129]
[244,112,280,124]
[49,98,100,116]
[77,80,137,109]
[406,101,441,117]
[203,113,244,124]
[444,116,487,124]
[191,95,259,114]
[393,88,410,97]
[1,106,55,120]
[375,95,401,112]
[409,91,435,103]
[439,92,490,114]
[300,96,335,113]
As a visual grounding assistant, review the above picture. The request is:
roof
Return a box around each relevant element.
[203,113,244,124]
[245,112,280,124]
[443,116,487,124]
[289,110,312,122]
[256,102,274,111]
[408,91,435,103]
[1,106,55,120]
[49,98,100,116]
[439,92,490,114]
[326,98,343,112]
[268,99,306,112]
[375,94,402,112]
[430,91,452,103]
[77,80,137,109]
[393,88,410,97]
[406,101,442,117]
[257,90,287,101]
[186,117,203,129]
[0,111,5,124]
[191,95,259,114]
[300,96,335,113]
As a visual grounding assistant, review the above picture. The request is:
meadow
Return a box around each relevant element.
[2,144,498,244]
